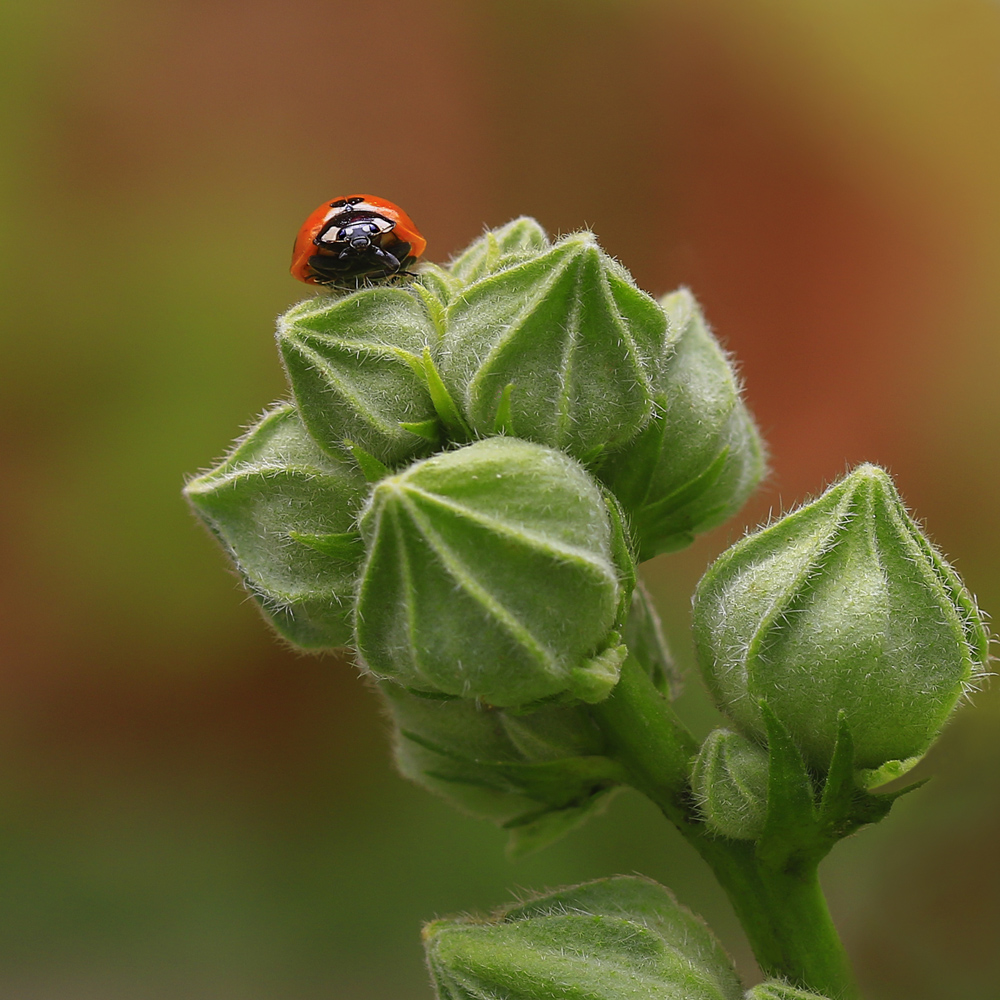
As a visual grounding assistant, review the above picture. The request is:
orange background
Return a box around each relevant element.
[2,2,1000,997]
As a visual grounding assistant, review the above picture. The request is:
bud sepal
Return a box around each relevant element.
[621,579,681,698]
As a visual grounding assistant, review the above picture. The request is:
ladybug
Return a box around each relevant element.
[290,194,426,286]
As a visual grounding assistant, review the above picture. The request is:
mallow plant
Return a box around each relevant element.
[185,216,989,999]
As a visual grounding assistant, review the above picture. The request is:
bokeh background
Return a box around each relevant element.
[3,1,1000,997]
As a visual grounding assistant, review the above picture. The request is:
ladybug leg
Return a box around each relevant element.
[371,246,402,271]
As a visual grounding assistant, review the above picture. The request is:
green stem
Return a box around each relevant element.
[590,658,859,1000]
[692,838,858,1000]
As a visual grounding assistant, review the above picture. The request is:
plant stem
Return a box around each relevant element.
[590,658,860,1000]
[692,838,858,1000]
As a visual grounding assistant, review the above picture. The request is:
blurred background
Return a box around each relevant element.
[2,1,1000,997]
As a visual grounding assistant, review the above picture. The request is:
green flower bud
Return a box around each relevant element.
[355,437,630,707]
[745,983,832,1000]
[599,288,765,560]
[380,683,621,856]
[424,876,743,1000]
[691,729,769,840]
[277,285,439,466]
[184,404,368,648]
[448,216,551,285]
[693,464,989,784]
[439,232,668,462]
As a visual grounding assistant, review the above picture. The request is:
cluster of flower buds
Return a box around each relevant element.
[690,464,990,838]
[186,216,989,854]
[424,875,832,1000]
[186,216,763,845]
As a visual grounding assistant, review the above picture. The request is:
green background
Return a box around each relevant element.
[3,2,1000,997]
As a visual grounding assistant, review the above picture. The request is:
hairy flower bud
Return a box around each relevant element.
[693,464,989,783]
[355,437,631,707]
[424,876,743,1000]
[599,289,764,560]
[691,729,769,840]
[381,683,621,856]
[439,232,668,462]
[277,285,439,466]
[184,404,368,647]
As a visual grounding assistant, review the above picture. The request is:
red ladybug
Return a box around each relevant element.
[290,194,426,286]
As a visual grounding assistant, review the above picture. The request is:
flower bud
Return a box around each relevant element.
[355,437,631,707]
[277,285,439,466]
[184,404,368,648]
[598,289,764,560]
[380,682,620,855]
[439,232,668,462]
[424,876,743,1000]
[691,729,769,840]
[746,984,832,1000]
[693,464,989,783]
[448,216,551,285]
